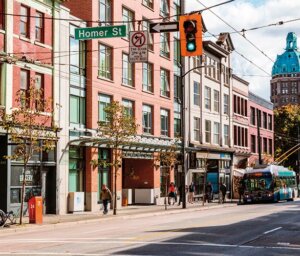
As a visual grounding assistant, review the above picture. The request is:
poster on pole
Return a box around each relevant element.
[129,31,148,63]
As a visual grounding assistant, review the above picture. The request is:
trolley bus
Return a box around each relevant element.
[242,165,298,203]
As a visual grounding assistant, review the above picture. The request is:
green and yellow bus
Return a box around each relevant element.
[242,165,298,203]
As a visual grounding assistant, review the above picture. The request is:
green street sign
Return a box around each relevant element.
[75,25,126,40]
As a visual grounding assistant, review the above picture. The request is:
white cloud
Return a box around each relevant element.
[185,0,300,100]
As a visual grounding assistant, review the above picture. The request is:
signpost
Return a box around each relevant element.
[75,25,126,40]
[129,31,148,63]
[150,22,179,33]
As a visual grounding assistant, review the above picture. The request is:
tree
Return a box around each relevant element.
[0,80,58,224]
[155,143,179,210]
[274,104,300,171]
[93,101,138,215]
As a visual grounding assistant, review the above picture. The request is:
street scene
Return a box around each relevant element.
[0,0,300,255]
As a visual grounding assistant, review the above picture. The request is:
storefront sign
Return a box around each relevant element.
[123,151,153,159]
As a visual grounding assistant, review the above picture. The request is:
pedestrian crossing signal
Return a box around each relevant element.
[180,13,203,57]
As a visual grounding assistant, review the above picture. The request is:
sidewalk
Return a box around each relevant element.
[4,199,239,230]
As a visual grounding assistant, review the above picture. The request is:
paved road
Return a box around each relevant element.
[0,201,299,255]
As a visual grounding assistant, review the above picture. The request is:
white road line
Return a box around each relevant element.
[263,227,282,234]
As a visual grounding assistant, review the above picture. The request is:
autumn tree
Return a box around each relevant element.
[155,143,179,210]
[0,80,58,224]
[274,104,300,171]
[93,101,138,215]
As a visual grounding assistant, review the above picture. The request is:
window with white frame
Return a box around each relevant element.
[142,62,153,92]
[194,81,200,106]
[160,68,170,97]
[99,0,112,26]
[160,32,170,58]
[224,124,229,146]
[142,19,154,51]
[291,82,298,94]
[224,94,229,115]
[174,112,181,137]
[214,90,219,112]
[205,120,211,143]
[204,86,211,110]
[98,94,111,123]
[281,82,288,94]
[143,105,152,134]
[160,0,169,17]
[20,5,29,38]
[99,44,112,79]
[160,109,169,136]
[122,99,134,117]
[194,117,200,141]
[122,7,134,39]
[35,11,43,42]
[143,0,154,9]
[122,53,133,86]
[213,122,220,144]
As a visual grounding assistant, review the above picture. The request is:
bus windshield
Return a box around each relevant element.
[244,177,273,191]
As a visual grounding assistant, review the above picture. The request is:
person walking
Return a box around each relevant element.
[177,185,182,206]
[168,182,176,205]
[188,182,195,203]
[100,184,112,214]
[205,182,213,203]
[219,182,227,204]
[238,180,245,204]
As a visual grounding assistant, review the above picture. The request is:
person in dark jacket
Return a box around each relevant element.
[100,184,112,214]
[219,182,227,203]
[205,182,213,202]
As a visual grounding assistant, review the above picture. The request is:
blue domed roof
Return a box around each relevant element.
[272,32,300,76]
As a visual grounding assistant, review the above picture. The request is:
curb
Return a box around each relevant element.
[0,203,237,234]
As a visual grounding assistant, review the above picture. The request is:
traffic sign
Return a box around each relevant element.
[75,25,126,40]
[129,31,148,63]
[150,22,179,33]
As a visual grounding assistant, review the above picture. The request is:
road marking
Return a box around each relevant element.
[263,227,282,234]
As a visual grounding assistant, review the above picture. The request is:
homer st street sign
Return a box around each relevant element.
[75,25,126,40]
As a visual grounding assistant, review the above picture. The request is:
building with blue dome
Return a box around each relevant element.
[271,32,300,107]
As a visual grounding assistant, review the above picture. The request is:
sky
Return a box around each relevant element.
[185,0,300,100]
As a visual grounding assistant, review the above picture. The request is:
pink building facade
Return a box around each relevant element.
[248,92,274,166]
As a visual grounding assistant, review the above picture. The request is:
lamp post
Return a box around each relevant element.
[180,64,213,209]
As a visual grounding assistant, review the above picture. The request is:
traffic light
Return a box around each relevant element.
[180,13,203,57]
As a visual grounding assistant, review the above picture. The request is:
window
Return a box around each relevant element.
[224,124,229,146]
[98,44,112,80]
[0,0,4,29]
[143,105,152,134]
[122,7,134,39]
[291,97,298,103]
[174,112,181,137]
[233,126,237,146]
[263,138,267,153]
[250,107,256,125]
[35,74,44,111]
[173,0,180,21]
[70,95,86,124]
[214,90,219,112]
[122,53,134,86]
[224,94,229,115]
[268,139,273,155]
[143,0,154,9]
[205,120,211,143]
[251,135,256,153]
[98,94,111,123]
[142,20,153,51]
[174,75,181,102]
[20,69,29,107]
[213,122,220,144]
[99,0,112,26]
[160,32,170,58]
[194,117,200,141]
[160,109,169,136]
[142,63,153,92]
[281,82,288,94]
[291,82,298,94]
[204,86,211,110]
[20,5,29,37]
[257,109,261,127]
[122,99,134,117]
[263,112,267,129]
[160,0,169,17]
[193,81,200,106]
[35,11,43,42]
[174,38,180,64]
[160,68,170,97]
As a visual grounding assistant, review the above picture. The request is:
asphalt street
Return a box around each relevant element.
[0,201,299,256]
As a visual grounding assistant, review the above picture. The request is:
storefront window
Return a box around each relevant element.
[69,147,84,192]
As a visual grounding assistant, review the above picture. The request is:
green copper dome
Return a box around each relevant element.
[272,32,300,76]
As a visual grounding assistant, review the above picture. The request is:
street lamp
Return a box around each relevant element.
[180,64,214,209]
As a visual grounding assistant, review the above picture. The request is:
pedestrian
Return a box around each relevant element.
[219,182,226,204]
[188,182,195,203]
[177,185,182,206]
[238,180,245,204]
[168,182,176,205]
[205,182,213,203]
[100,184,112,214]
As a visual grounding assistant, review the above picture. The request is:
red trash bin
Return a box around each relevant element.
[28,196,43,224]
